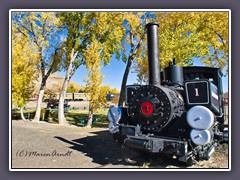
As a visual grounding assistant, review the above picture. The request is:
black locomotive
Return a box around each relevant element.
[108,23,228,166]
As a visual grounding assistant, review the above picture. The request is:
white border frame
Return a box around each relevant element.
[9,9,231,172]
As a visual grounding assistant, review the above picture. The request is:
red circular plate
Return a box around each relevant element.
[141,101,154,116]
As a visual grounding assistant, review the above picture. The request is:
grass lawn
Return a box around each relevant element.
[64,108,109,127]
[12,107,110,128]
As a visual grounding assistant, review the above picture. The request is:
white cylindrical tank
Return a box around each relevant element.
[187,106,215,130]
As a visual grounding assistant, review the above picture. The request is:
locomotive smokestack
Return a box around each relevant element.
[146,23,161,86]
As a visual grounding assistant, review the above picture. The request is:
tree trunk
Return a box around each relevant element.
[86,106,93,128]
[118,27,147,107]
[32,89,45,122]
[32,73,48,122]
[58,49,78,125]
[58,80,69,125]
[20,107,26,121]
[118,57,133,107]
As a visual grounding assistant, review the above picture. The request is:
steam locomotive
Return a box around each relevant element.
[107,23,228,166]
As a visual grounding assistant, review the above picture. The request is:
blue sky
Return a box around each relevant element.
[57,57,229,93]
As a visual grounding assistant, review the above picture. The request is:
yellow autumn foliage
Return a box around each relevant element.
[134,11,229,82]
[12,26,38,107]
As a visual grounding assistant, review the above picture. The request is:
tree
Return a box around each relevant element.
[118,12,152,107]
[12,25,38,120]
[85,33,124,127]
[191,12,228,71]
[56,12,92,125]
[157,12,228,68]
[84,40,104,128]
[84,43,120,127]
[12,12,64,122]
[56,12,125,125]
[134,12,229,82]
[84,38,124,128]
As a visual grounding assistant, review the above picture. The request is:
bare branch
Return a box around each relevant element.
[16,28,28,37]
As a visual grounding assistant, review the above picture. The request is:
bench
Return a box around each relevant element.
[79,118,96,127]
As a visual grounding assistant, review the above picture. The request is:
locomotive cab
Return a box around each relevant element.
[107,23,227,166]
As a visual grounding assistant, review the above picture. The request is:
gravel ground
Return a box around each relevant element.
[11,120,229,170]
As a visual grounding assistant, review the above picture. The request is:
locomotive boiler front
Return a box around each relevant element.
[126,85,184,132]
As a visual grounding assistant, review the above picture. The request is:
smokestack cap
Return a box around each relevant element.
[146,22,159,28]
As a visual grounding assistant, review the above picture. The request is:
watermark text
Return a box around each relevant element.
[16,150,73,157]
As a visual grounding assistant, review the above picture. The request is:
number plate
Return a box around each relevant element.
[185,81,209,104]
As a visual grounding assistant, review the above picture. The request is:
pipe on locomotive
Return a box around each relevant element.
[146,23,161,86]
